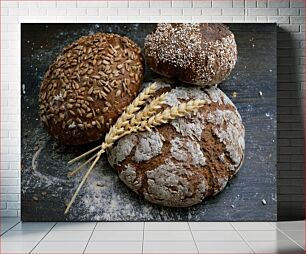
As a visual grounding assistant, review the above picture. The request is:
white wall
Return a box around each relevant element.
[1,0,305,218]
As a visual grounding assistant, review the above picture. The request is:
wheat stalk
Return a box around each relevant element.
[64,91,205,214]
[67,153,98,177]
[64,83,158,214]
[67,92,167,177]
[64,153,101,214]
[67,82,158,165]
[67,145,100,165]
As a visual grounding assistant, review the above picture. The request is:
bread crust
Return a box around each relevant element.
[107,81,245,207]
[144,23,237,86]
[39,33,144,145]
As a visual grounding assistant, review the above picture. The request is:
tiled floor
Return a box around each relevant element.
[0,218,304,253]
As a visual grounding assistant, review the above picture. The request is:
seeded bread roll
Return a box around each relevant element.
[144,23,237,86]
[107,81,245,207]
[39,33,144,145]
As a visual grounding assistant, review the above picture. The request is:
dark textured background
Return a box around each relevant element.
[21,23,277,221]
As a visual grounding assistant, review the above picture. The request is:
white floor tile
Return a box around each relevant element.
[192,230,243,241]
[1,230,47,242]
[277,221,305,231]
[1,225,16,235]
[32,241,87,253]
[145,222,189,231]
[1,229,8,235]
[239,230,290,241]
[144,230,193,241]
[248,240,304,253]
[52,222,96,231]
[90,230,143,241]
[197,241,253,253]
[189,222,234,231]
[12,222,55,231]
[295,240,305,250]
[143,241,198,253]
[282,230,305,245]
[0,241,37,253]
[269,222,277,228]
[1,222,20,234]
[231,222,275,231]
[42,230,92,242]
[96,222,144,231]
[85,241,143,253]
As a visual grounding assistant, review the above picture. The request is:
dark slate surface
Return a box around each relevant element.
[21,24,277,221]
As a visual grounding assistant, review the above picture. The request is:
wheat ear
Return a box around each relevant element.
[67,82,157,165]
[102,92,167,149]
[100,98,205,152]
[137,99,205,132]
[130,92,167,126]
[109,82,158,132]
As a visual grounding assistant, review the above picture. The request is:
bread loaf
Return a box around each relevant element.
[144,23,237,86]
[107,81,245,207]
[39,33,144,145]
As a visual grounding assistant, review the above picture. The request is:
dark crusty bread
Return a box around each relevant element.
[107,80,245,207]
[39,33,144,145]
[144,23,237,86]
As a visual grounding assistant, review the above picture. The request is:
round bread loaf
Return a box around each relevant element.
[144,23,237,86]
[39,33,144,145]
[107,80,245,207]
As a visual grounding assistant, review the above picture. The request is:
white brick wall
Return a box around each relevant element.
[1,0,305,218]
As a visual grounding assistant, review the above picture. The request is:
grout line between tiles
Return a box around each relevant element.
[83,222,97,254]
[141,222,145,254]
[269,221,277,229]
[188,221,200,254]
[140,229,192,231]
[29,222,58,254]
[0,220,20,236]
[230,222,278,231]
[230,222,256,254]
[276,227,305,251]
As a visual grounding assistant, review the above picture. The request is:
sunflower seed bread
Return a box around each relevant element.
[107,80,245,207]
[144,23,237,86]
[39,33,144,145]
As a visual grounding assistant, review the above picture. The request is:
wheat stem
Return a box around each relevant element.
[67,153,98,177]
[64,149,104,215]
[68,145,100,165]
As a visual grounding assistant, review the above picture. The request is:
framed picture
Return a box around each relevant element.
[21,23,276,221]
